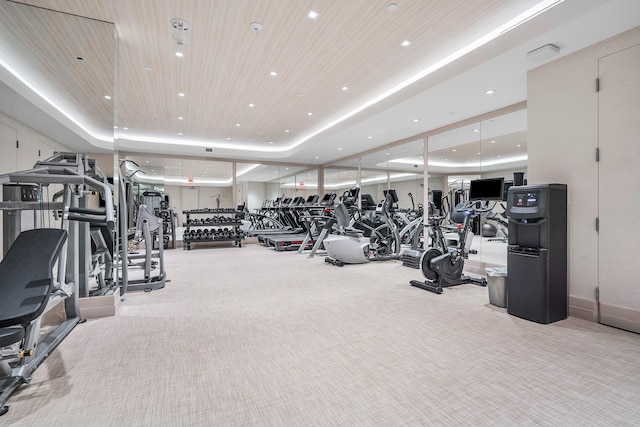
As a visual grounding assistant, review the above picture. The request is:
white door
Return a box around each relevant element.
[598,43,640,332]
[0,121,17,174]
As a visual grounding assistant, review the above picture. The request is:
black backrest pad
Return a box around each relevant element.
[0,228,67,327]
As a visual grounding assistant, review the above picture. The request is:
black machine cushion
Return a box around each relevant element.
[0,326,25,348]
[0,228,67,328]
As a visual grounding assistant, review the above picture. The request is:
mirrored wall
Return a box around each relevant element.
[427,108,527,269]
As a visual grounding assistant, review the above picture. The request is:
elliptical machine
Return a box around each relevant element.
[410,201,488,294]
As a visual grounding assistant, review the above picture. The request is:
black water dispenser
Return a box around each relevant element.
[505,184,567,324]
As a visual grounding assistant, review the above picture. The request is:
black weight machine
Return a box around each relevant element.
[0,153,116,416]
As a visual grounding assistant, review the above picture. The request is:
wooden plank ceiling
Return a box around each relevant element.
[10,0,532,163]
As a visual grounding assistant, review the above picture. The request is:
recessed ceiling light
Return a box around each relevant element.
[145,160,149,163]
[452,149,457,152]
[516,144,521,147]
[104,95,111,100]
[444,158,448,161]
[178,116,184,120]
[413,119,420,122]
[123,127,129,130]
[175,51,184,58]
[270,71,277,76]
[496,155,502,158]
[285,129,290,133]
[342,86,348,91]
[491,140,496,143]
[473,129,479,132]
[235,123,241,127]
[178,92,185,97]
[401,40,411,47]
[368,136,373,139]
[269,141,274,144]
[307,112,312,116]
[226,137,231,140]
[308,10,319,19]
[248,103,255,107]
[338,148,342,151]
[485,89,496,94]
[315,156,319,159]
[178,132,183,135]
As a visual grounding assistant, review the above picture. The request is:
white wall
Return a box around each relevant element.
[527,26,640,322]
[1,112,71,173]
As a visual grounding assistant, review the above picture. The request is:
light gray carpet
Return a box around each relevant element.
[3,242,640,426]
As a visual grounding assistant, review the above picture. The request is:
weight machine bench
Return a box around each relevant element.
[0,229,71,416]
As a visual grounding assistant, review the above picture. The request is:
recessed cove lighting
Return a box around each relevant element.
[401,40,411,47]
[308,10,319,19]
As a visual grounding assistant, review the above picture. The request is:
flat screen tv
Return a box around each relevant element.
[469,178,505,201]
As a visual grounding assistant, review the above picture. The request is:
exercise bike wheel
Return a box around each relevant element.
[420,248,442,281]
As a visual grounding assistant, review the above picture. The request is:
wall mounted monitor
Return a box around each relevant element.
[469,178,505,201]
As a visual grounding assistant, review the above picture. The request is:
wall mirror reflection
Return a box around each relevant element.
[426,108,527,273]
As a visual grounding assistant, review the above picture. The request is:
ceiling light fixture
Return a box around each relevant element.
[178,92,185,97]
[342,86,348,91]
[249,22,263,32]
[485,89,496,94]
[270,71,277,76]
[401,40,411,47]
[248,103,255,107]
[104,95,111,100]
[178,116,184,120]
[308,11,319,19]
[413,119,420,122]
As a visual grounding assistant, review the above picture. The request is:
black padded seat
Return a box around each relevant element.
[0,228,67,329]
[0,326,24,348]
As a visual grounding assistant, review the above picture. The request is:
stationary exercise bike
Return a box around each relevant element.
[410,201,488,294]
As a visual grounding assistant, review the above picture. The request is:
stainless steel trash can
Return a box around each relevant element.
[486,267,508,308]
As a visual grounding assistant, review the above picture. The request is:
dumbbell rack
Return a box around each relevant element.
[182,208,244,250]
